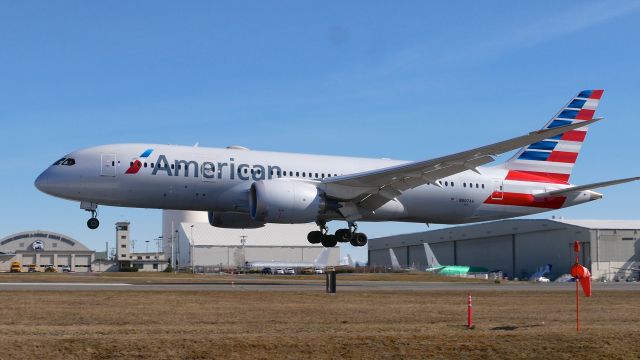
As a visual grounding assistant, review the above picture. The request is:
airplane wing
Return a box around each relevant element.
[612,267,640,272]
[319,118,602,217]
[533,176,640,197]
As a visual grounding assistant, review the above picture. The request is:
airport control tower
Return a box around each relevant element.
[115,221,131,268]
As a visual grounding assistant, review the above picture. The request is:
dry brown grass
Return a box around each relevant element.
[0,289,638,359]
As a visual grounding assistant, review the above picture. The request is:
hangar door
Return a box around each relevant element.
[75,255,91,272]
[39,255,53,266]
[22,255,36,266]
[457,236,513,275]
[57,255,71,267]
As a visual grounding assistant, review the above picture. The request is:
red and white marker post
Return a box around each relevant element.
[571,240,592,332]
[467,293,473,329]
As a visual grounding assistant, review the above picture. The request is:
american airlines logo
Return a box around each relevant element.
[127,151,282,181]
[125,149,154,174]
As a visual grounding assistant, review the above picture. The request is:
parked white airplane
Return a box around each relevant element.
[35,90,638,248]
[245,247,332,269]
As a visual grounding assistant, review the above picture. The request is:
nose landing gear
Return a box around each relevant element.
[81,201,100,230]
[87,215,100,230]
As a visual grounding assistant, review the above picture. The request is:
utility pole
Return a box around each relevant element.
[190,225,195,274]
[155,236,162,272]
[240,235,248,271]
[175,229,180,273]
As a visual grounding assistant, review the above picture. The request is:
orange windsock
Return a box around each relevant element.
[571,264,592,297]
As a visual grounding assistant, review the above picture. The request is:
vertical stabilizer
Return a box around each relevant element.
[502,90,604,184]
[313,248,331,267]
[347,254,354,267]
[424,243,441,268]
[389,249,402,271]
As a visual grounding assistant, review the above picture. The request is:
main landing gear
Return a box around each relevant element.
[307,221,367,248]
[81,202,100,230]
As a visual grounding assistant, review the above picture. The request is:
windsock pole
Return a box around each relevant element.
[574,241,580,332]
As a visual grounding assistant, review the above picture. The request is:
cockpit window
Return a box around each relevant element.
[54,158,76,166]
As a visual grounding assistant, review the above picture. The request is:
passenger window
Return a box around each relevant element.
[476,183,479,188]
[482,184,485,189]
[322,173,325,178]
[296,172,299,177]
[445,181,448,186]
[463,183,466,188]
[111,161,115,166]
[451,182,454,187]
[144,163,147,168]
[170,164,174,169]
[130,162,134,167]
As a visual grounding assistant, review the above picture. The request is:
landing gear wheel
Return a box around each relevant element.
[321,235,338,248]
[335,228,352,242]
[349,233,367,247]
[321,235,338,247]
[307,231,323,244]
[87,217,100,230]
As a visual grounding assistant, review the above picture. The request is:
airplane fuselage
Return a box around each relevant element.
[35,143,599,225]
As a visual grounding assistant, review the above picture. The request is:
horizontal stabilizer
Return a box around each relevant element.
[534,176,640,197]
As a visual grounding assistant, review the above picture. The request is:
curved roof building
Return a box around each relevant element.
[0,230,95,272]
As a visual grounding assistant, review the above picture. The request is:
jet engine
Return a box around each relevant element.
[208,211,265,229]
[249,180,325,223]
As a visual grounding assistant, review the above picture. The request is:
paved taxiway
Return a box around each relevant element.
[0,280,638,292]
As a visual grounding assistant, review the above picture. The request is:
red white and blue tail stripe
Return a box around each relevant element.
[503,90,604,184]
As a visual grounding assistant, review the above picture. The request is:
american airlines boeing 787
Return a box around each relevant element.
[35,90,638,247]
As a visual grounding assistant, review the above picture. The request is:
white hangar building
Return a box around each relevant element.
[161,211,340,270]
[369,219,640,281]
[0,230,95,272]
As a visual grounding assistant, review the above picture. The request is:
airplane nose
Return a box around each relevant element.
[34,171,49,193]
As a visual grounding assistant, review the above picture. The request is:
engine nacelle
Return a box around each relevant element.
[208,211,265,229]
[250,180,324,223]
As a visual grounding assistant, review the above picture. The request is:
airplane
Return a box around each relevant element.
[423,243,488,276]
[35,90,639,248]
[339,254,355,267]
[528,264,552,282]
[389,248,403,271]
[245,247,331,269]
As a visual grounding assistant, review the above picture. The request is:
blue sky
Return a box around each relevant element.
[2,1,639,262]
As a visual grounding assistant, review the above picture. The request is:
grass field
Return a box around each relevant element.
[0,286,638,359]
